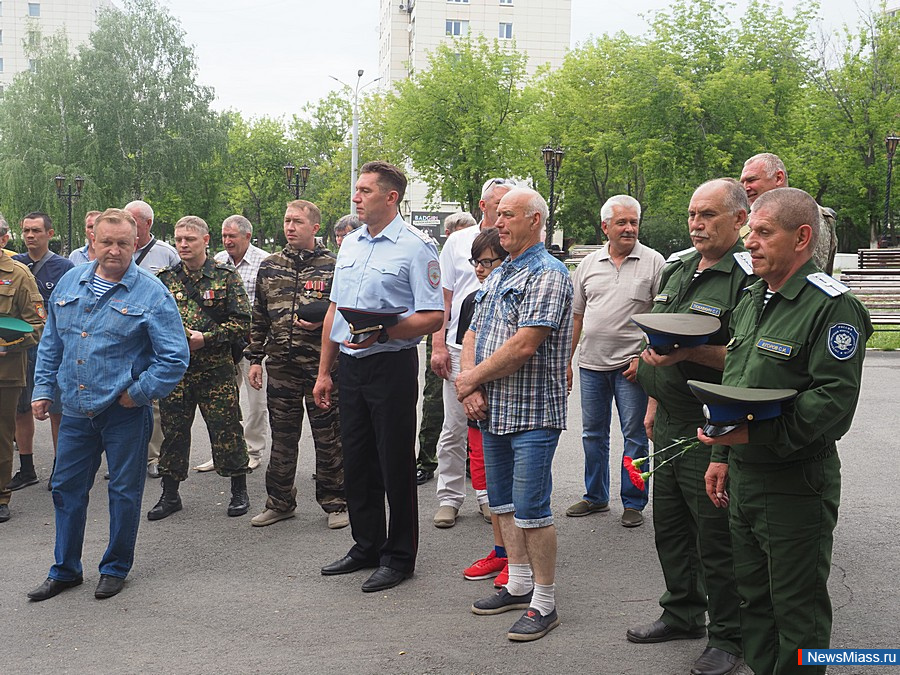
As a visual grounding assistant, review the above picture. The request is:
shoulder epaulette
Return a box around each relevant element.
[806,272,848,298]
[666,246,695,263]
[404,223,434,245]
[733,251,754,276]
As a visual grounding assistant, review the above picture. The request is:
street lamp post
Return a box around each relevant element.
[885,134,900,247]
[284,163,311,199]
[542,145,564,248]
[330,70,382,213]
[54,174,84,256]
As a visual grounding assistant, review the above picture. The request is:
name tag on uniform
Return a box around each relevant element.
[756,339,792,356]
[689,301,722,317]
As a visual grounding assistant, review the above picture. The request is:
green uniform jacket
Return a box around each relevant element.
[636,241,755,421]
[245,245,335,375]
[156,257,251,373]
[711,260,873,466]
[0,252,45,387]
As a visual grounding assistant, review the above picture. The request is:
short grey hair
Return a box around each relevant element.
[0,213,9,237]
[600,195,641,223]
[751,187,820,250]
[222,214,252,235]
[744,153,789,185]
[481,177,516,201]
[333,214,360,236]
[175,215,209,236]
[504,187,549,229]
[695,178,750,217]
[124,200,154,223]
[444,211,477,233]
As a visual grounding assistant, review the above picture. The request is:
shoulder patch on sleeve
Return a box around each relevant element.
[733,251,754,276]
[427,260,441,289]
[828,322,860,360]
[807,272,848,298]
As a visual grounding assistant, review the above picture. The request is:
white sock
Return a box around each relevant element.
[504,563,534,596]
[530,583,556,616]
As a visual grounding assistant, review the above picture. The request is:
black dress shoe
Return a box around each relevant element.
[321,555,378,576]
[0,504,10,523]
[361,566,411,592]
[626,618,706,644]
[27,576,84,601]
[95,574,125,599]
[416,469,433,485]
[690,647,740,675]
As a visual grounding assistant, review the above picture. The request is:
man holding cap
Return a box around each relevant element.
[0,213,45,523]
[315,161,443,592]
[630,178,752,675]
[698,188,872,675]
[245,200,347,530]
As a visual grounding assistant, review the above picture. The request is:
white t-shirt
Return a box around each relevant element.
[440,225,482,349]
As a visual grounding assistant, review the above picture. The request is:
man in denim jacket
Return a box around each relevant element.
[27,208,189,602]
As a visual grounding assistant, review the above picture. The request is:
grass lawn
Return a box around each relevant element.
[868,329,900,350]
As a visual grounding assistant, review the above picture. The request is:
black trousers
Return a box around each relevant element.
[339,348,419,573]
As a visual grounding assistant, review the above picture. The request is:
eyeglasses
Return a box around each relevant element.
[469,257,503,268]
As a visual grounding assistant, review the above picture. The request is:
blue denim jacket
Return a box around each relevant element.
[34,260,190,417]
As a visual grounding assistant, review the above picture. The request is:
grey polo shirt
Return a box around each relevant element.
[134,236,180,274]
[572,240,665,371]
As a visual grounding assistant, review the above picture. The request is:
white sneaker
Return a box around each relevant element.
[327,509,349,529]
[193,459,215,472]
[248,456,261,470]
[250,508,295,527]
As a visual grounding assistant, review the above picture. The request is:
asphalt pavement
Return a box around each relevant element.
[2,347,897,674]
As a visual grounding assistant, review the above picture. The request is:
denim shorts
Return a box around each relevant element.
[482,427,561,528]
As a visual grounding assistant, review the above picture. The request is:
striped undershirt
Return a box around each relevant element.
[91,274,117,298]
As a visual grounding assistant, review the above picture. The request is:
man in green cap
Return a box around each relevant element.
[630,178,752,675]
[699,187,872,675]
[0,213,45,522]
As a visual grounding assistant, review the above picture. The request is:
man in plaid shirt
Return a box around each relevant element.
[456,187,573,642]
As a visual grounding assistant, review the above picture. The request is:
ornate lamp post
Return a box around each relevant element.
[885,134,900,247]
[54,174,84,256]
[542,145,564,248]
[284,163,311,199]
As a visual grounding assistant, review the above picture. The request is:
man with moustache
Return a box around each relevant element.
[628,178,752,675]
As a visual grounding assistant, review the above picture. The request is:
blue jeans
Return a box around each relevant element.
[579,366,649,510]
[482,427,561,528]
[50,403,152,581]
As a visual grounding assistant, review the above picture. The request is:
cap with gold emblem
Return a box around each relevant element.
[338,306,407,344]
[687,380,798,437]
[0,315,35,349]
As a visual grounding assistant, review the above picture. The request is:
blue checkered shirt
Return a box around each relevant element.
[470,243,573,435]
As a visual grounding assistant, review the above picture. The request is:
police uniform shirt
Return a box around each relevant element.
[13,252,74,302]
[329,213,443,357]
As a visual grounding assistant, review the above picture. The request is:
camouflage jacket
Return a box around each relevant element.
[246,244,335,373]
[157,257,250,373]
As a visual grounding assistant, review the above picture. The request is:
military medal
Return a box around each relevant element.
[176,292,184,300]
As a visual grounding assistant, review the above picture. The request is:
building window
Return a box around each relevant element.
[448,0,470,3]
[499,0,513,4]
[446,20,469,37]
[28,31,39,47]
[0,58,4,73]
[28,2,40,17]
[0,30,3,45]
[499,22,513,39]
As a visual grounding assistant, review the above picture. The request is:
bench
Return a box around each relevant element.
[857,248,900,268]
[840,268,900,329]
[563,245,603,267]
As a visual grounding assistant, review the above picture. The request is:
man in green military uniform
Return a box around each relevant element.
[148,215,252,520]
[629,178,752,675]
[0,213,46,523]
[245,200,347,530]
[699,188,872,675]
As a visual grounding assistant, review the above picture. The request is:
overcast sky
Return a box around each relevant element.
[159,0,873,120]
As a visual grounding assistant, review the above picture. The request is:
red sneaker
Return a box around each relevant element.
[463,550,508,580]
[493,562,509,588]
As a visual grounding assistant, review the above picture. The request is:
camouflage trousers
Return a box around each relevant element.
[265,360,345,514]
[159,363,249,481]
[416,335,443,472]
